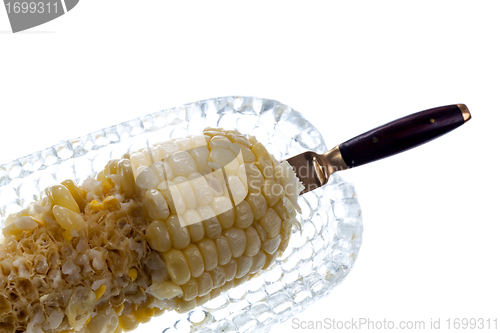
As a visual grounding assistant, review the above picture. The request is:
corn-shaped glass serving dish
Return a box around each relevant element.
[0,97,363,333]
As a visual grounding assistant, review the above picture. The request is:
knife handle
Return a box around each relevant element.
[338,104,471,168]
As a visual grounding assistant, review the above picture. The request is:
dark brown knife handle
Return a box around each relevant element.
[338,104,471,168]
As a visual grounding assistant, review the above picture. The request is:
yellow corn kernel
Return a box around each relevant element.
[63,230,73,241]
[138,286,145,295]
[53,205,85,231]
[133,307,151,324]
[103,177,115,195]
[96,170,106,182]
[114,304,125,315]
[118,313,139,331]
[103,196,120,211]
[128,268,138,282]
[117,159,135,199]
[152,308,165,317]
[143,307,154,318]
[94,285,107,300]
[61,179,87,211]
[89,200,104,214]
[47,184,80,213]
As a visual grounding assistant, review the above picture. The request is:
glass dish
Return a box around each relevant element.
[0,96,363,333]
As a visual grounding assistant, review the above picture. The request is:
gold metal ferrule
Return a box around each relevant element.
[457,104,471,123]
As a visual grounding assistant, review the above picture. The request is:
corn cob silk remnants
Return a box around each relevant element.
[0,128,304,333]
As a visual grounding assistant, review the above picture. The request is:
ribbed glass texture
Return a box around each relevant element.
[0,96,363,333]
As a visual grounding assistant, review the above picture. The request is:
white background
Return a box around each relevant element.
[1,1,499,332]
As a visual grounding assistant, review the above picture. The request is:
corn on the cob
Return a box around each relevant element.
[0,128,303,333]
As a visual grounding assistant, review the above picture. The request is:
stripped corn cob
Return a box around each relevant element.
[0,128,303,333]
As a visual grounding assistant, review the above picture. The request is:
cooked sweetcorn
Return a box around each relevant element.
[0,128,303,333]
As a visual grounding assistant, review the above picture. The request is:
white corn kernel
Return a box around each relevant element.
[246,193,268,220]
[196,294,211,308]
[66,286,96,331]
[249,250,266,274]
[196,272,213,297]
[236,144,256,163]
[234,273,250,287]
[210,148,239,175]
[143,146,162,164]
[210,266,226,289]
[182,244,204,278]
[209,135,232,150]
[215,236,232,265]
[253,221,268,241]
[159,141,180,158]
[197,238,218,272]
[222,258,237,281]
[235,256,253,279]
[175,138,192,151]
[143,190,170,220]
[2,216,38,236]
[211,196,235,229]
[183,208,203,230]
[181,278,199,301]
[163,249,191,285]
[229,144,244,165]
[53,205,85,231]
[173,176,197,210]
[259,208,282,239]
[241,163,265,193]
[135,166,160,189]
[190,147,210,174]
[177,298,197,313]
[227,175,247,205]
[244,227,261,257]
[209,287,222,301]
[262,234,281,254]
[256,155,274,179]
[187,172,214,206]
[150,161,174,182]
[262,178,283,207]
[145,220,172,253]
[146,281,183,300]
[223,228,247,258]
[197,206,222,239]
[204,168,227,197]
[263,251,279,270]
[227,133,252,147]
[165,215,190,250]
[169,151,198,177]
[191,135,208,148]
[234,201,254,229]
[130,152,151,169]
[158,181,186,215]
